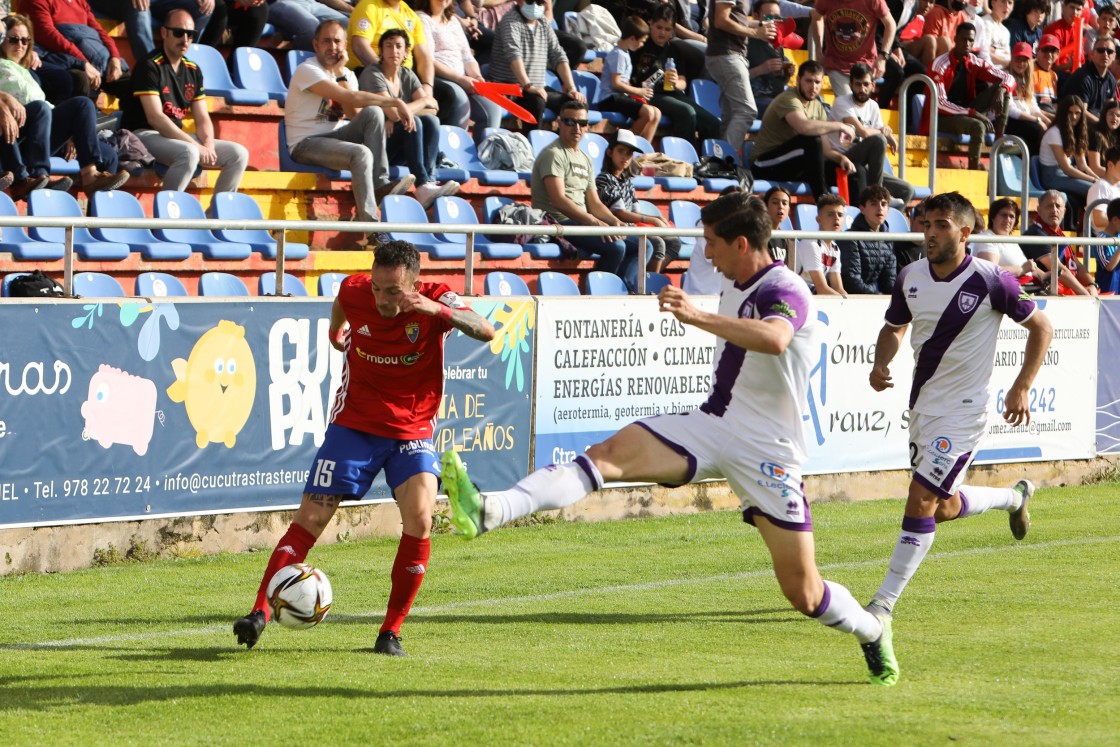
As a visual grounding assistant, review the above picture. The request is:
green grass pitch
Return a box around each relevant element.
[2,483,1118,745]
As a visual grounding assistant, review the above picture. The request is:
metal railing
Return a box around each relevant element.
[897,73,938,196]
[988,134,1032,235]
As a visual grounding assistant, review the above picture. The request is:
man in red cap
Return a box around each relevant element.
[1034,34,1061,113]
[1005,41,1053,155]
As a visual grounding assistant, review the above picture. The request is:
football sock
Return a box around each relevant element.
[484,455,604,527]
[872,515,936,611]
[253,522,316,621]
[381,533,431,635]
[956,485,1020,518]
[809,580,883,644]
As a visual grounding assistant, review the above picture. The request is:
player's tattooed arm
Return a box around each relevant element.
[448,308,497,342]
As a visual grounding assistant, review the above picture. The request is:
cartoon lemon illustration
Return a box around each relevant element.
[167,320,257,448]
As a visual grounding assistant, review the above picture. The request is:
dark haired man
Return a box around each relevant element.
[442,189,902,688]
[233,240,496,657]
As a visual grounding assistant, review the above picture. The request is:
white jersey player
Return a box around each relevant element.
[442,191,901,686]
[867,192,1054,618]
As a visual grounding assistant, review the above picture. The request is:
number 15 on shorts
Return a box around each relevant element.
[313,459,336,488]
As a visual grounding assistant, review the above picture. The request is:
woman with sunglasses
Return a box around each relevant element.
[0,15,128,196]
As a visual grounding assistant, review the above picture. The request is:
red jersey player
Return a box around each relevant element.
[234,240,496,655]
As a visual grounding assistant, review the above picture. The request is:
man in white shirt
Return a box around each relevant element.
[794,193,847,295]
[827,63,915,206]
[286,19,416,225]
[1087,145,1120,230]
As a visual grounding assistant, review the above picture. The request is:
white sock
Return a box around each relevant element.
[484,455,604,528]
[810,580,883,643]
[872,515,937,611]
[957,485,1020,518]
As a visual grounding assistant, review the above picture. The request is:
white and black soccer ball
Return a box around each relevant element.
[266,563,333,629]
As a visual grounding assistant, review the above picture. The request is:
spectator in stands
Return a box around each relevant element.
[1091,197,1120,291]
[120,10,249,193]
[458,0,499,64]
[269,0,351,50]
[810,0,895,97]
[1034,33,1061,112]
[630,4,720,144]
[639,0,707,85]
[1006,42,1054,156]
[484,0,584,136]
[838,184,896,294]
[199,0,269,48]
[1088,99,1120,176]
[1042,0,1085,74]
[907,0,967,67]
[0,14,128,195]
[1087,145,1120,229]
[595,129,680,283]
[22,0,129,94]
[977,0,1012,68]
[595,16,661,142]
[85,0,211,70]
[1004,0,1047,49]
[794,192,847,296]
[542,0,589,73]
[828,62,915,206]
[749,60,857,199]
[1059,34,1117,123]
[531,99,628,273]
[1024,188,1096,294]
[363,28,460,208]
[349,0,435,94]
[705,0,775,147]
[764,184,792,264]
[1038,94,1096,216]
[286,20,415,227]
[414,0,503,139]
[969,197,1060,295]
[929,22,1014,171]
[1088,6,1119,59]
[746,0,794,118]
[0,88,57,197]
[877,0,930,108]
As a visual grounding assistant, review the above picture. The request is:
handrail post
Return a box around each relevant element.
[465,231,476,295]
[897,73,938,196]
[988,134,1032,234]
[637,235,647,295]
[63,226,74,296]
[275,229,287,295]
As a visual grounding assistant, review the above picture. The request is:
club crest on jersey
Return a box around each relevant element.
[958,291,979,313]
[405,322,419,343]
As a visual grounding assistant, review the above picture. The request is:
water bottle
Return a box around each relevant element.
[663,58,676,92]
[641,67,663,90]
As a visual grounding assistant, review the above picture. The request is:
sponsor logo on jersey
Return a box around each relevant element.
[931,466,944,478]
[357,324,371,336]
[931,437,952,453]
[958,291,979,313]
[406,322,419,343]
[357,18,371,30]
[785,499,800,515]
[907,285,918,298]
[355,346,421,365]
[760,462,790,482]
[768,300,797,318]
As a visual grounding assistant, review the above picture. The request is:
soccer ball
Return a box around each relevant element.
[266,563,333,629]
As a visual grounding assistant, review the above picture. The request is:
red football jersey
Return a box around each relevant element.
[329,274,461,439]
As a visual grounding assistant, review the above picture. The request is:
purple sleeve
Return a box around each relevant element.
[990,267,1037,323]
[755,275,811,332]
[883,266,913,326]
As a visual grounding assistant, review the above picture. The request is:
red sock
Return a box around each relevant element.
[252,523,317,621]
[381,533,431,635]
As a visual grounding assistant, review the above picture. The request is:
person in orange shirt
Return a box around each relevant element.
[906,0,968,66]
[1034,34,1061,113]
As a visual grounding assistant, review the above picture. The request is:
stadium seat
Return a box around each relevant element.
[285,50,315,84]
[433,196,523,259]
[701,138,742,166]
[318,272,348,296]
[232,47,287,104]
[543,71,602,124]
[885,207,910,235]
[153,191,252,260]
[438,125,519,186]
[2,272,28,296]
[579,132,609,172]
[199,271,251,297]
[656,137,701,192]
[381,195,464,259]
[669,200,700,258]
[484,271,531,296]
[135,272,189,297]
[994,153,1043,199]
[689,79,721,119]
[208,192,310,259]
[189,43,269,106]
[27,190,130,261]
[50,156,80,176]
[0,191,64,260]
[482,196,559,259]
[259,272,308,296]
[536,271,580,295]
[585,270,629,295]
[72,271,125,297]
[277,120,351,179]
[529,129,558,157]
[644,272,672,294]
[90,191,193,260]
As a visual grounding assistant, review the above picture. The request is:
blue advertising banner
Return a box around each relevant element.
[1095,299,1120,453]
[0,296,533,528]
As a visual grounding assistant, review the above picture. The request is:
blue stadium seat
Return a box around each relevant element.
[73,271,125,297]
[793,203,817,230]
[482,196,559,259]
[677,136,740,192]
[689,79,721,119]
[885,207,910,235]
[318,272,348,296]
[277,120,351,179]
[529,129,558,157]
[285,50,315,84]
[199,271,250,297]
[644,272,672,294]
[2,272,28,296]
[153,190,252,260]
[669,200,700,258]
[994,153,1043,199]
[381,194,464,259]
[189,43,269,106]
[438,125,519,186]
[208,192,310,259]
[50,156,80,176]
[701,138,742,165]
[579,132,609,172]
[585,271,629,295]
[543,71,602,124]
[232,47,287,104]
[90,191,193,260]
[536,271,580,295]
[259,272,308,296]
[135,271,189,297]
[655,137,701,192]
[434,196,523,259]
[0,191,64,260]
[484,271,531,296]
[27,190,130,260]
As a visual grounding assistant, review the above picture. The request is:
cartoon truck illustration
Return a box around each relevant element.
[81,364,158,456]
[167,320,257,448]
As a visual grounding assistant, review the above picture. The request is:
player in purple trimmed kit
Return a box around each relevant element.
[866,192,1054,619]
[442,190,901,686]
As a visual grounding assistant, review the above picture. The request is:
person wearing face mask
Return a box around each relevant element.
[906,0,969,67]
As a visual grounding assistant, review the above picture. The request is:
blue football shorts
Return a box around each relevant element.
[303,423,441,499]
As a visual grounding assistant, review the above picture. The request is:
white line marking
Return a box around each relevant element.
[5,535,1117,650]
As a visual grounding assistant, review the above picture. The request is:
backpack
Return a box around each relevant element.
[633,152,693,178]
[693,155,755,193]
[495,202,578,258]
[565,5,622,52]
[8,270,64,298]
[478,131,535,172]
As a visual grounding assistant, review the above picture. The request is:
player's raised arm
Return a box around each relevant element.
[1002,311,1054,426]
[870,323,907,391]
